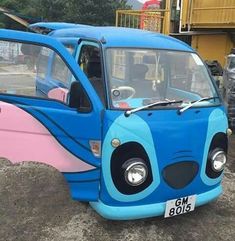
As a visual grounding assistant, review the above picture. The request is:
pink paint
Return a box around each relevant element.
[0,101,95,172]
[48,87,69,103]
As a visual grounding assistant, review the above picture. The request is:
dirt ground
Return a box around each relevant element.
[0,137,234,241]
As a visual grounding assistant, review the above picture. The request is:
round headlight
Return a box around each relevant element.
[211,150,227,172]
[124,160,148,186]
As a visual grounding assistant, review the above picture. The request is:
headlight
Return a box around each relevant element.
[123,159,148,186]
[211,150,227,172]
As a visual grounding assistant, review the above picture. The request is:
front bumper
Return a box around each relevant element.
[90,185,222,220]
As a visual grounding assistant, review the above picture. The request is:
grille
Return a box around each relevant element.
[163,161,199,189]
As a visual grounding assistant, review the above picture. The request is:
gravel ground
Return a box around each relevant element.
[0,136,234,241]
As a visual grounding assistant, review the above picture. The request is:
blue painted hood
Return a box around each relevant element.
[100,106,228,206]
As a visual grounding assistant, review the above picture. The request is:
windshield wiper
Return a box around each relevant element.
[178,96,220,114]
[125,99,183,117]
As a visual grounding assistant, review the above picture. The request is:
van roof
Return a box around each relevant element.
[49,26,194,52]
[29,22,92,33]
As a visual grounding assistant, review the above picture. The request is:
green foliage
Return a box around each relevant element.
[0,0,131,29]
[65,0,131,25]
[0,21,5,28]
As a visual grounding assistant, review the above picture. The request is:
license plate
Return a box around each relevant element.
[164,195,196,218]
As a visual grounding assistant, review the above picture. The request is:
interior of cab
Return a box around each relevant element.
[78,45,105,104]
[106,48,217,109]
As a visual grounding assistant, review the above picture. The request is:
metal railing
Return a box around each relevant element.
[116,1,171,35]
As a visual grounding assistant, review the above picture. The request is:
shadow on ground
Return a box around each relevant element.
[0,136,234,241]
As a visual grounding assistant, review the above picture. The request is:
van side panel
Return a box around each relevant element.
[0,101,94,172]
[0,96,101,201]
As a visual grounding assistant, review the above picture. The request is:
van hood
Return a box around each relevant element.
[100,107,228,203]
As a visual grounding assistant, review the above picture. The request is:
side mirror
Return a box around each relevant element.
[69,81,92,112]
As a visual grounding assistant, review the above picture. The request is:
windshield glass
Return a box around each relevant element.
[228,56,235,70]
[106,48,219,110]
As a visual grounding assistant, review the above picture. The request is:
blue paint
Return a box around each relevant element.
[99,107,226,208]
[0,27,229,219]
[50,27,194,52]
[68,180,100,201]
[0,29,104,201]
[29,22,93,32]
[90,185,222,220]
[64,168,100,202]
[0,29,104,110]
[0,95,101,168]
[102,112,160,202]
[63,169,100,182]
[200,108,228,185]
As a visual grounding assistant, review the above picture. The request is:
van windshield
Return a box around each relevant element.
[228,56,235,70]
[106,48,219,110]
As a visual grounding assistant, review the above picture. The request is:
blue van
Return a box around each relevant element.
[0,23,229,220]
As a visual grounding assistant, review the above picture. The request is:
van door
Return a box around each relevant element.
[0,29,103,201]
[76,40,106,105]
[36,40,77,99]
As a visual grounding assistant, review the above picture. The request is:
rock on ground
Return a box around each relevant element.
[0,136,234,241]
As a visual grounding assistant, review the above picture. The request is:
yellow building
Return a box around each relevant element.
[116,0,235,66]
[180,0,235,66]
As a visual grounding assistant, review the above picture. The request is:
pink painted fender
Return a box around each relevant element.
[0,101,94,172]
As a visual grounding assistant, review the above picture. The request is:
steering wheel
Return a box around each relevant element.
[112,86,136,100]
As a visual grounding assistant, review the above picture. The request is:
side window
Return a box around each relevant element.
[51,53,70,86]
[78,44,105,104]
[229,57,235,69]
[37,48,50,79]
[50,42,76,86]
[0,40,91,110]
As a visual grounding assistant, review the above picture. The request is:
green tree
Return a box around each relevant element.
[0,0,131,30]
[0,0,38,29]
[65,0,131,26]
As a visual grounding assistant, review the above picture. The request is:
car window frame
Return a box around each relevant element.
[0,31,104,112]
[76,39,108,107]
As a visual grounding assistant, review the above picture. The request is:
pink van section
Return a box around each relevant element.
[0,101,94,173]
[48,87,69,103]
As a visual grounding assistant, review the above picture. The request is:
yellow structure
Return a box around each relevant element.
[190,33,234,66]
[181,0,235,66]
[181,0,235,30]
[116,0,171,35]
[116,0,235,66]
